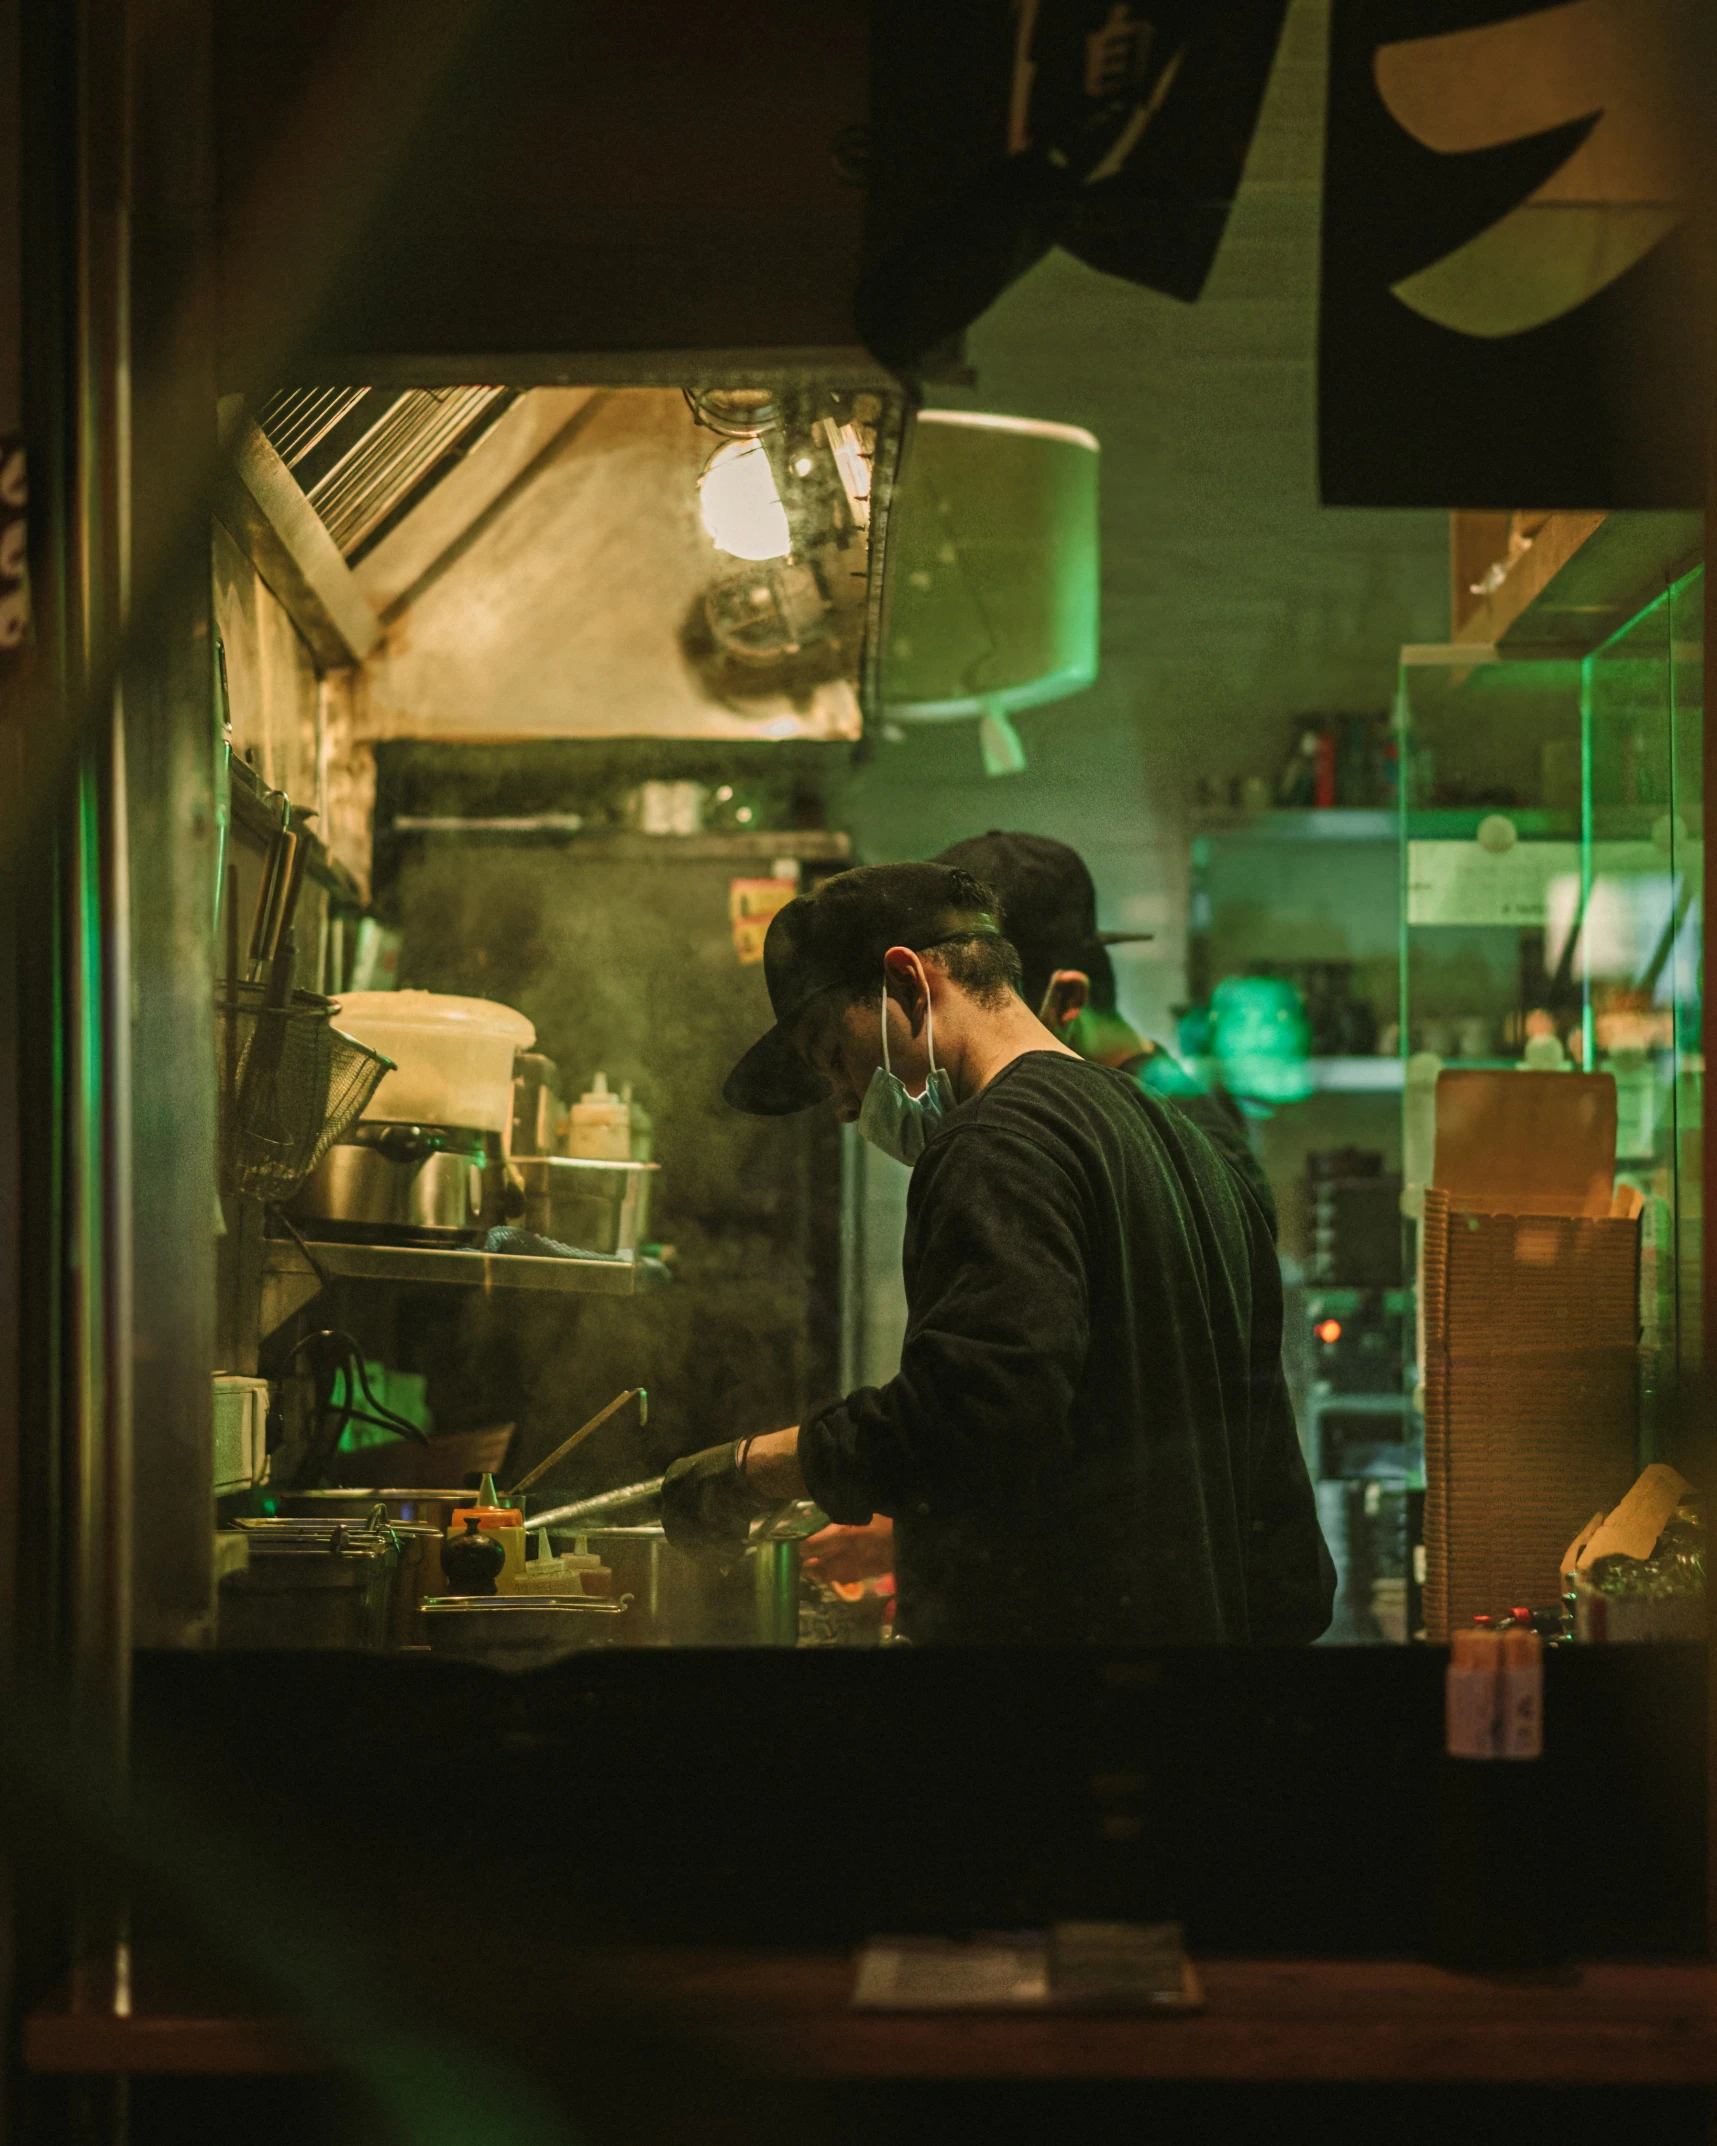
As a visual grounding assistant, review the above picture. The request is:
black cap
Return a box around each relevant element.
[934,831,1152,1008]
[724,862,1004,1116]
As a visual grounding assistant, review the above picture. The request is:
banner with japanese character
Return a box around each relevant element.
[1319,0,1705,507]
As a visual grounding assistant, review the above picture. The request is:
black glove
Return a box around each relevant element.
[660,1440,768,1560]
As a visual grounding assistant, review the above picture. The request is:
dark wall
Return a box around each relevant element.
[214,0,873,382]
[132,1644,1704,1959]
[365,742,848,1485]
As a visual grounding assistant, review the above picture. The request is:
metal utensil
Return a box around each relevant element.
[245,804,298,979]
[522,1476,663,1532]
[217,987,393,1205]
[510,1387,648,1498]
[751,1499,828,1543]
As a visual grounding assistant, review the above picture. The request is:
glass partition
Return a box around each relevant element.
[1397,564,1704,1642]
[1586,571,1704,1459]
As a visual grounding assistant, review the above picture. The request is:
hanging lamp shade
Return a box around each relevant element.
[879,410,1099,772]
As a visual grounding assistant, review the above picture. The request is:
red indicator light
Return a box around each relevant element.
[1315,1318,1342,1344]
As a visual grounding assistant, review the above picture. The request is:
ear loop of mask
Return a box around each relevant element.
[880,969,937,1093]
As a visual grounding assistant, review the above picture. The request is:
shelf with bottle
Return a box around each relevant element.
[1188,805,1619,846]
[1185,1054,1402,1098]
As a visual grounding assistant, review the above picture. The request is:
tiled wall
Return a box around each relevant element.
[839,0,1449,1041]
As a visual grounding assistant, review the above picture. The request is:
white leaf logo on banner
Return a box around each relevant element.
[1375,0,1689,337]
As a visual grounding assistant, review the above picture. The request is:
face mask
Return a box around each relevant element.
[857,979,955,1166]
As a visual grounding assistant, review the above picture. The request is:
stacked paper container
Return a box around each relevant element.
[1421,1071,1641,1641]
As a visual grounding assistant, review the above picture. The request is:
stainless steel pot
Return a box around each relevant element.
[273,1487,493,1605]
[551,1523,798,1646]
[274,1487,485,1531]
[218,1515,398,1649]
[421,1595,629,1670]
[512,1155,656,1254]
[288,1120,511,1242]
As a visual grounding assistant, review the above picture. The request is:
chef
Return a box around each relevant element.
[662,861,1333,1646]
[936,830,1275,1232]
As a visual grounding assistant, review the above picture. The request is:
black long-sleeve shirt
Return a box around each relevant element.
[799,1052,1334,1646]
[1120,1047,1278,1238]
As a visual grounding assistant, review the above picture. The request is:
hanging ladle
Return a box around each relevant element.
[509,1387,648,1499]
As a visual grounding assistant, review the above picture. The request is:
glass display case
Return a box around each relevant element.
[1396,556,1704,1638]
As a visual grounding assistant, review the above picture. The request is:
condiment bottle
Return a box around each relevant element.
[1445,1627,1503,1758]
[441,1514,506,1596]
[1430,1622,1559,1971]
[1499,1628,1543,1760]
[449,1472,526,1589]
[567,1072,631,1160]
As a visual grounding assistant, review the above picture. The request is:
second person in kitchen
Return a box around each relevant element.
[663,861,1333,1646]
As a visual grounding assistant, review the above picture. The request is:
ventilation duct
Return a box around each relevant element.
[257,386,512,561]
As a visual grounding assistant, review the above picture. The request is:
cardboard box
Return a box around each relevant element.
[1421,1071,1640,1640]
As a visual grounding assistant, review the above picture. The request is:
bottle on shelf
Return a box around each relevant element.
[622,1080,653,1165]
[567,1072,631,1160]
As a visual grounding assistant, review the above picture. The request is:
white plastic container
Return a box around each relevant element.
[567,1071,631,1160]
[333,990,536,1135]
[213,1374,271,1495]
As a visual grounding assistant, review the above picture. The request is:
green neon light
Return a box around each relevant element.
[1577,648,1594,1068]
[1586,561,1700,663]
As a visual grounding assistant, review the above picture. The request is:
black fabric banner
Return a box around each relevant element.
[859,1,1288,374]
[1319,0,1705,508]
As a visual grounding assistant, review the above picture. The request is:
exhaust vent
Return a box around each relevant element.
[257,386,513,561]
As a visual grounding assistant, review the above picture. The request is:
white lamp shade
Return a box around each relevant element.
[880,411,1099,722]
[699,437,790,561]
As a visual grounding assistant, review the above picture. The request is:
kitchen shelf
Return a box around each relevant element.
[1307,1057,1403,1094]
[383,822,852,864]
[1451,509,1703,657]
[1192,809,1396,842]
[261,1235,643,1336]
[1191,1057,1404,1096]
[1192,808,1593,845]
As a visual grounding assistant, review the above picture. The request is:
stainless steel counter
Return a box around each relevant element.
[261,1235,646,1335]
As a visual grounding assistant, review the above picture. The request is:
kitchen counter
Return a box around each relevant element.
[27,1950,1717,2083]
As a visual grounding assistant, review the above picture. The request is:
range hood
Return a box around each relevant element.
[216,378,906,747]
[256,386,515,562]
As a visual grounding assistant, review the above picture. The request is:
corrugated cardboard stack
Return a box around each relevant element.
[1422,1071,1642,1640]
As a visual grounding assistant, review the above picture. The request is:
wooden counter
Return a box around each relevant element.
[26,1950,1717,2083]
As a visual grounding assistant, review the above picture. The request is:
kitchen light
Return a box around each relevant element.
[699,438,790,561]
[818,416,872,527]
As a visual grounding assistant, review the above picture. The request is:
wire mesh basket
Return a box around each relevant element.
[217,982,394,1204]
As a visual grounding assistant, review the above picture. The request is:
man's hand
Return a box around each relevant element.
[740,1425,804,1501]
[802,1515,895,1588]
[659,1428,805,1560]
[659,1441,767,1558]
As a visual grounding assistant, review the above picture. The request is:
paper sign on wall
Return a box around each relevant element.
[1406,840,1579,927]
[729,877,797,965]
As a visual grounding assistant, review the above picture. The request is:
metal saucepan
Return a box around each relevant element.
[273,1486,485,1531]
[272,1487,489,1605]
[218,1513,398,1651]
[288,1120,508,1242]
[540,1523,800,1647]
[511,1155,657,1254]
